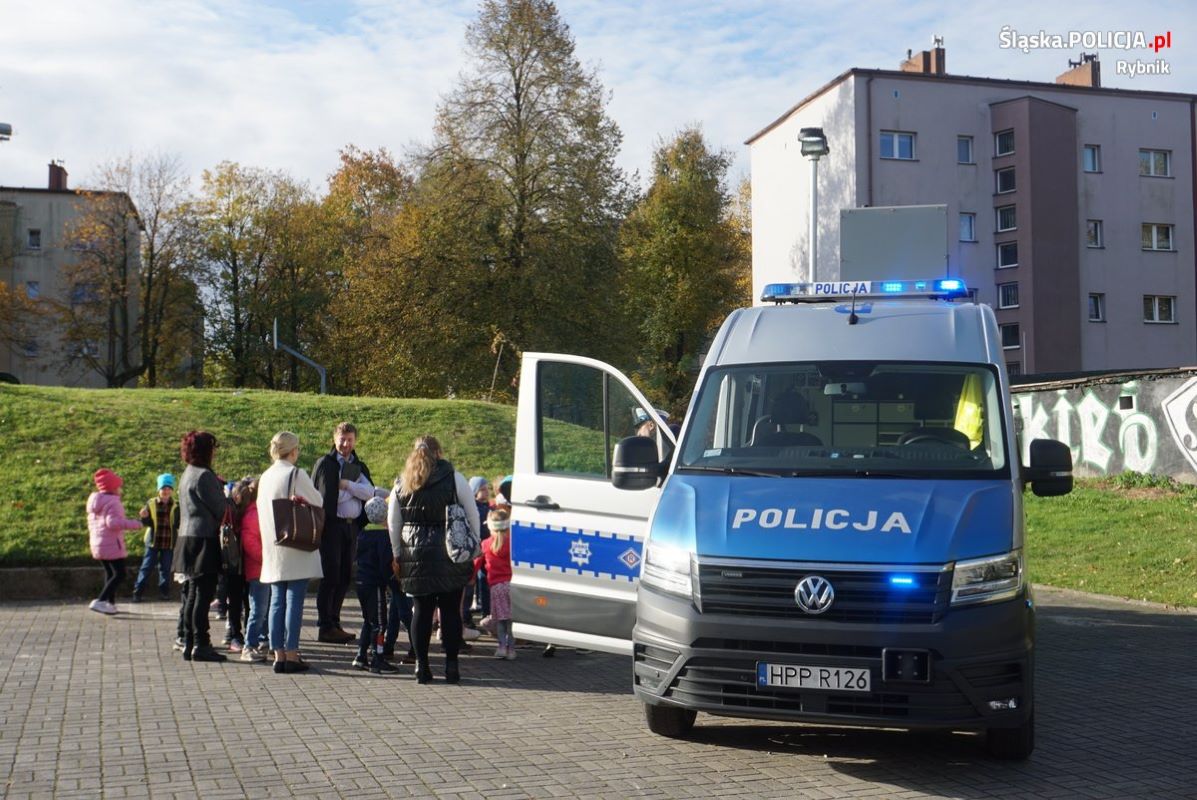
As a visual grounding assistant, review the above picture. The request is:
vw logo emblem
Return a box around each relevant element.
[795,575,834,614]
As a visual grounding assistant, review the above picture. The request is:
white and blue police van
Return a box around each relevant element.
[509,279,1072,759]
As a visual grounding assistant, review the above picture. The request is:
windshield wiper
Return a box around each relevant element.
[679,465,782,478]
[786,469,914,478]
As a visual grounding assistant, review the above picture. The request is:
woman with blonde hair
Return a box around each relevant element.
[387,435,480,684]
[257,431,325,674]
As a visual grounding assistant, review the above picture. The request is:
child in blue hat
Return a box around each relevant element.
[133,473,180,601]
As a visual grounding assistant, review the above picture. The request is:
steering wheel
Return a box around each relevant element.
[898,431,969,450]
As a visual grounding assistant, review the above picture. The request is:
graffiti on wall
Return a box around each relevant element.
[1013,374,1197,479]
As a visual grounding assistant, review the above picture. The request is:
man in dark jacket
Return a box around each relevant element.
[311,422,375,644]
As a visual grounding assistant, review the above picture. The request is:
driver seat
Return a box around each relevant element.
[751,388,822,447]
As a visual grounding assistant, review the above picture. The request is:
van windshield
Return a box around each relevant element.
[677,362,1008,478]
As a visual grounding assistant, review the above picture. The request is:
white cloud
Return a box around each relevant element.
[0,0,1191,194]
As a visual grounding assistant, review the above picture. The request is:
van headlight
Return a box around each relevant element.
[951,550,1023,606]
[640,542,693,600]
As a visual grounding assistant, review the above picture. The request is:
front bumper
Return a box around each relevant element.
[633,587,1033,730]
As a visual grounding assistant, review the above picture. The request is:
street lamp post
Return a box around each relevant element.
[799,127,829,283]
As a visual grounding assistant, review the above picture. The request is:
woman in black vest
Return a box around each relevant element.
[387,436,480,684]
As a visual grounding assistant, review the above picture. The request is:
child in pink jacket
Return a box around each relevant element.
[87,468,144,615]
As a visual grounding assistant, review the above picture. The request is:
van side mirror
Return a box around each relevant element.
[1023,439,1073,497]
[613,435,665,490]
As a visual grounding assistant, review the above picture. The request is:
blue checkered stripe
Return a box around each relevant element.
[512,520,644,582]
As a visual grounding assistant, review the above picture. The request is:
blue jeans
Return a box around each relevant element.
[269,579,307,651]
[245,579,270,649]
[133,547,173,596]
[385,575,413,649]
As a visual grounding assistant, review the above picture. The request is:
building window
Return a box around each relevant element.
[27,229,41,250]
[994,129,1015,156]
[997,241,1019,268]
[1089,293,1106,322]
[959,212,976,242]
[70,282,100,307]
[880,130,916,160]
[957,136,974,164]
[1144,295,1176,323]
[1086,220,1104,248]
[998,283,1019,309]
[1000,323,1020,349]
[21,340,39,358]
[1139,149,1172,177]
[1083,145,1101,173]
[995,167,1016,194]
[25,281,40,299]
[996,205,1016,232]
[1007,361,1021,377]
[1142,223,1174,251]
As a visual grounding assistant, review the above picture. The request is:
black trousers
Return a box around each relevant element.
[410,588,464,664]
[97,559,125,603]
[317,519,355,629]
[224,572,245,640]
[355,582,387,660]
[181,574,218,648]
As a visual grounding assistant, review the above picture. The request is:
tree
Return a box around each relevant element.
[620,126,751,410]
[194,162,280,388]
[422,0,632,393]
[127,154,199,387]
[318,147,413,393]
[58,187,144,387]
[0,282,48,355]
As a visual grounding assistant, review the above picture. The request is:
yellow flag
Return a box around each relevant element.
[954,373,984,448]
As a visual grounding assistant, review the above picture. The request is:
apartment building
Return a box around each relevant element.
[0,163,142,387]
[748,47,1196,375]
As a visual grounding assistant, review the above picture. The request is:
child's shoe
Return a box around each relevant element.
[240,647,264,663]
[504,645,517,660]
[88,599,107,615]
[228,640,244,654]
[352,655,369,670]
[494,645,506,659]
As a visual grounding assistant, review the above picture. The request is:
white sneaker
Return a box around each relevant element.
[240,647,265,663]
[494,646,506,659]
[88,599,106,614]
[106,602,119,614]
[504,645,516,661]
[462,627,481,641]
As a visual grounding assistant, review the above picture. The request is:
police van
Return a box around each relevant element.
[509,279,1072,760]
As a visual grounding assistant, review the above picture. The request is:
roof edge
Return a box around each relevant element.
[746,67,1197,147]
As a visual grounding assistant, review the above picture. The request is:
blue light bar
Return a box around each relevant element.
[760,279,969,303]
[889,575,917,588]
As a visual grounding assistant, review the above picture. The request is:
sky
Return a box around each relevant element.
[0,0,1193,194]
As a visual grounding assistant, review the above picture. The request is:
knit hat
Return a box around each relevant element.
[468,476,488,495]
[157,473,175,491]
[364,496,388,525]
[93,469,122,493]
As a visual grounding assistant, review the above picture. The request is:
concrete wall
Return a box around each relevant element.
[750,77,856,297]
[1012,371,1197,480]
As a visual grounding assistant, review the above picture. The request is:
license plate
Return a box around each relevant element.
[756,662,871,692]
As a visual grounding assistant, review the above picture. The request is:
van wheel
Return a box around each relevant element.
[644,703,697,738]
[986,710,1034,760]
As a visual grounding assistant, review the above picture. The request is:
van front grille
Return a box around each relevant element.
[698,562,950,624]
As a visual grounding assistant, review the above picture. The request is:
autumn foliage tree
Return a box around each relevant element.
[58,187,144,387]
[620,127,751,410]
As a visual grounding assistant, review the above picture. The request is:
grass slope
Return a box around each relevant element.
[2,384,1195,607]
[0,385,516,566]
[1024,477,1197,607]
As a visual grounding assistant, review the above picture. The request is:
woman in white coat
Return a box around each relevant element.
[257,431,325,674]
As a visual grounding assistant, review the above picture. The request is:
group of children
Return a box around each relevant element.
[84,467,519,670]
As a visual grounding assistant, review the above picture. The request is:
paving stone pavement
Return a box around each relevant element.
[1,587,1195,799]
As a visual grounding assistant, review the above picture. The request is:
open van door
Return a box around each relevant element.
[510,353,675,655]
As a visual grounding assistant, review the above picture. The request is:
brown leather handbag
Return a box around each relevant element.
[272,467,325,552]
